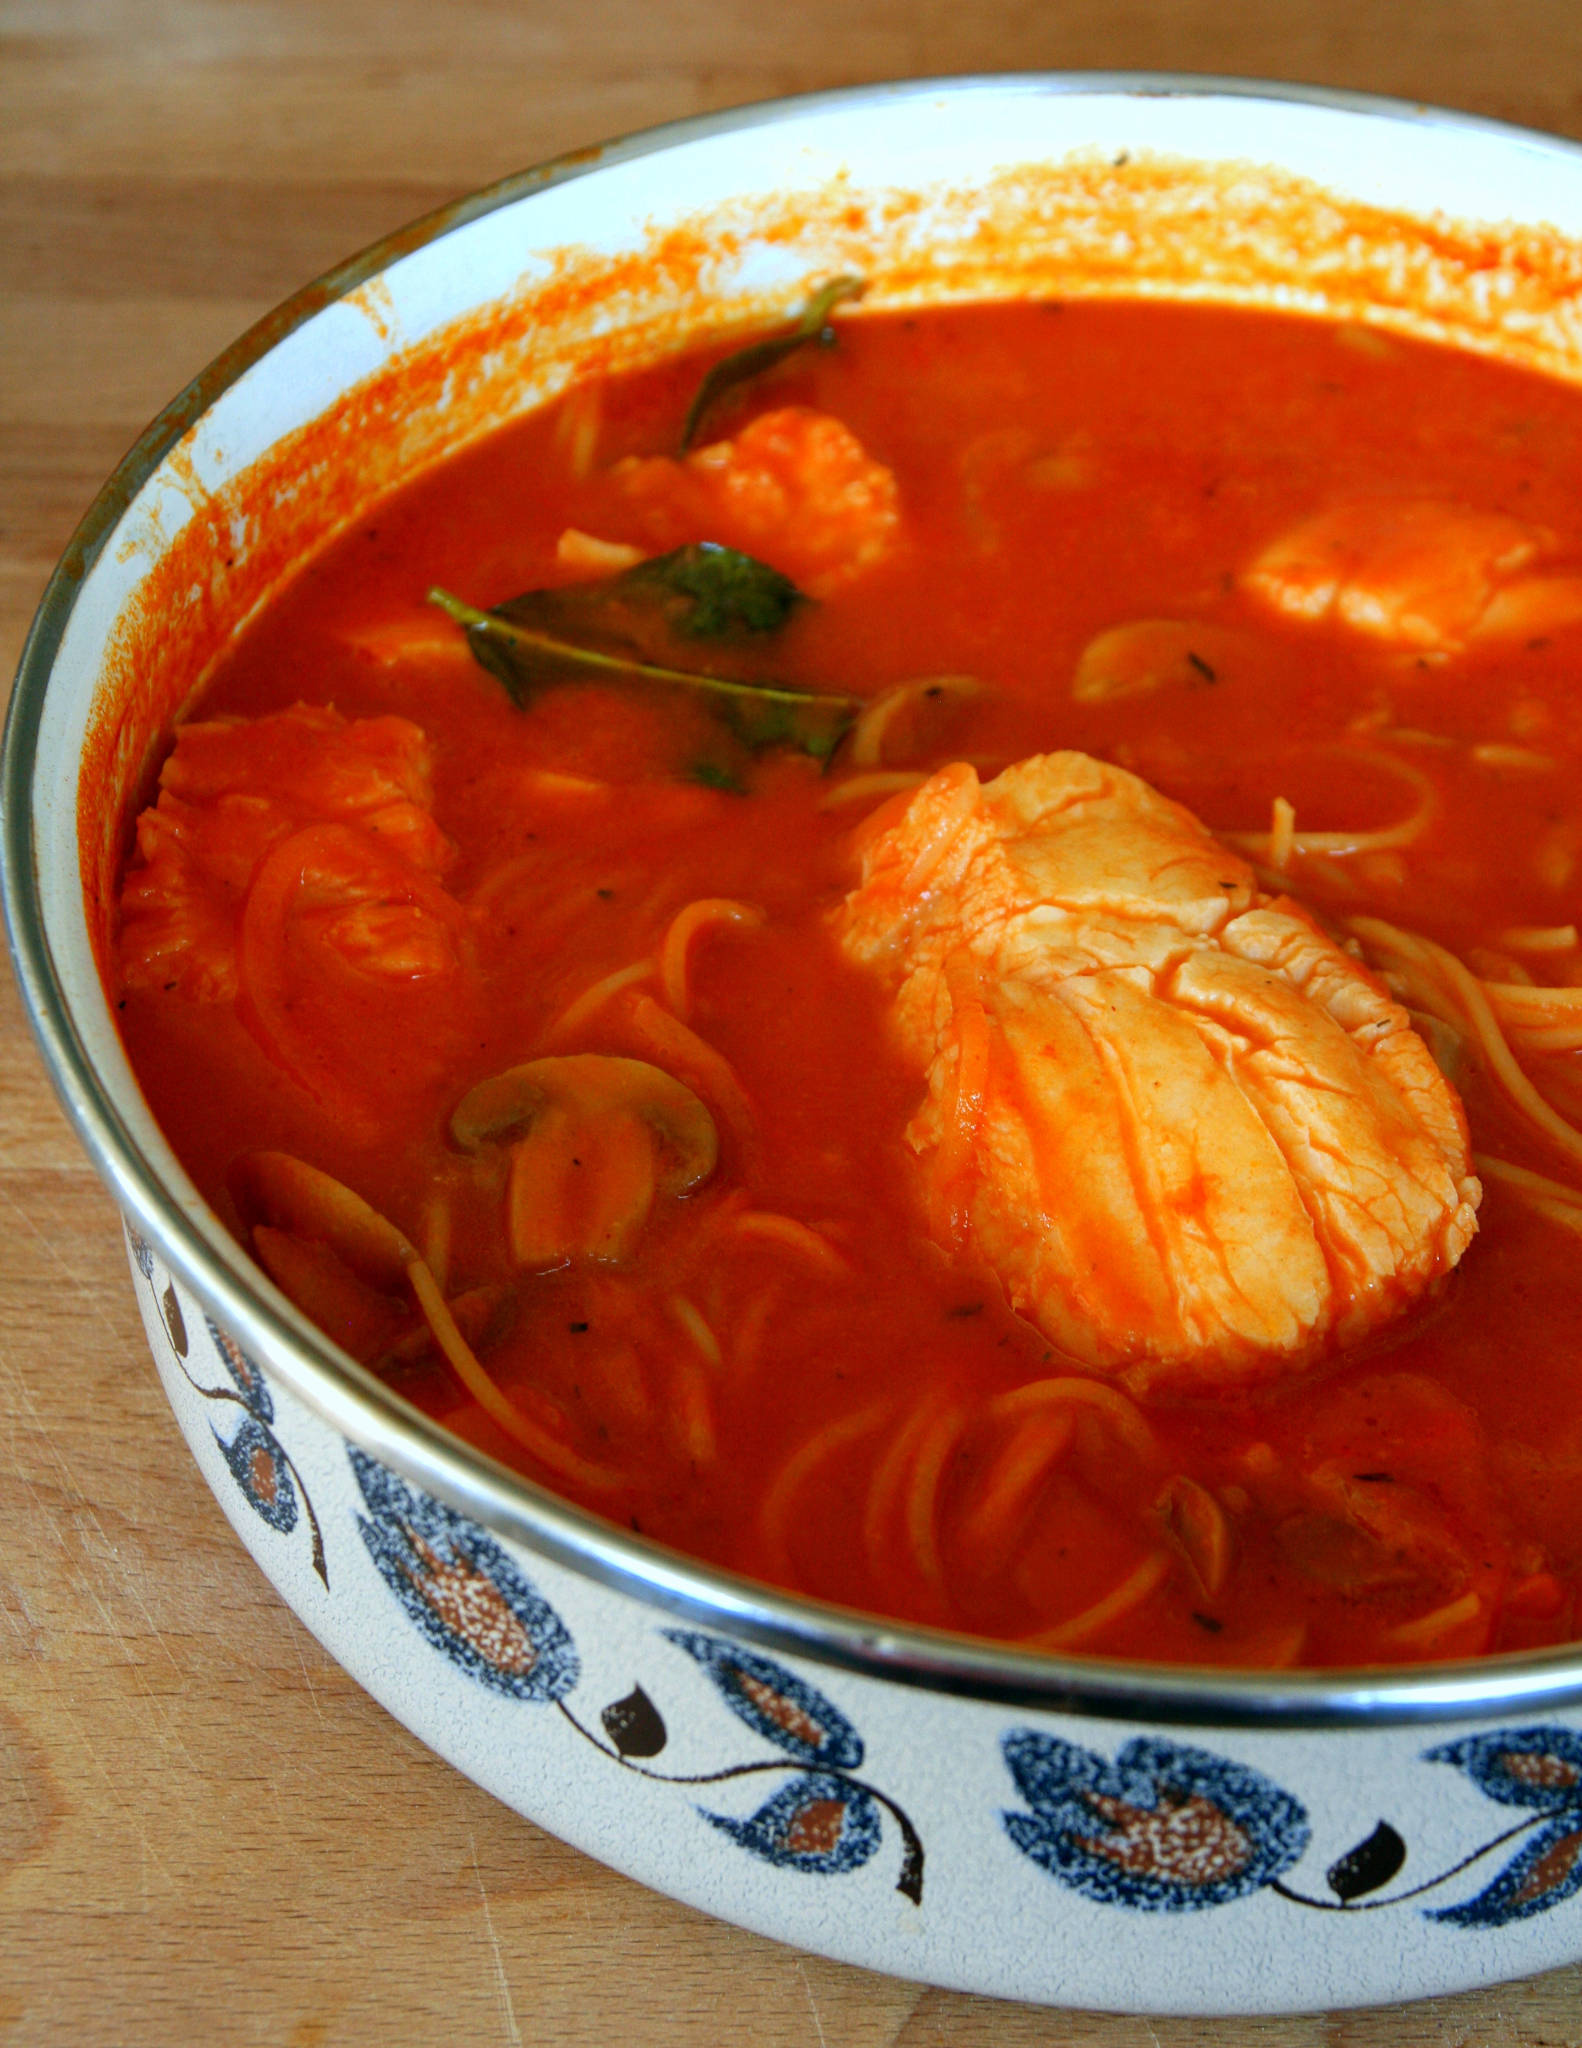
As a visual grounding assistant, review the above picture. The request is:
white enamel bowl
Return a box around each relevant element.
[9,76,1582,2015]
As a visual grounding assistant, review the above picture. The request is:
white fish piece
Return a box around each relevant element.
[835,753,1480,1394]
[1242,498,1546,653]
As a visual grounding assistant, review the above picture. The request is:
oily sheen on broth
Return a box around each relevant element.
[114,298,1582,1667]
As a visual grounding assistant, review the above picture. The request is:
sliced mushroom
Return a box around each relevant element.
[232,1149,416,1288]
[449,1054,718,1268]
[507,1101,657,1268]
[378,1284,513,1370]
[1280,1463,1470,1600]
[230,1148,622,1493]
[846,673,981,769]
[1154,1474,1234,1599]
[251,1225,411,1364]
[1071,620,1247,704]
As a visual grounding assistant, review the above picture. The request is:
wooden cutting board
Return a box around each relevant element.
[5,3,1582,2039]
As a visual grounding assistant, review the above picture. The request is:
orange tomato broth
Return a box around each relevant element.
[116,298,1582,1668]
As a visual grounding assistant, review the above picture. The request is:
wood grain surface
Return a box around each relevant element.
[6,5,1582,2042]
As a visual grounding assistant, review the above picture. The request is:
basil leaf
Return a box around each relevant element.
[427,578,858,764]
[723,691,853,763]
[619,544,802,639]
[680,276,866,451]
[684,757,749,794]
[449,545,799,676]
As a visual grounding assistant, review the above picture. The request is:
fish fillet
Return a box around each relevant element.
[834,753,1479,1392]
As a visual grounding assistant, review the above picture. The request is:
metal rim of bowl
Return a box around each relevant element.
[9,70,1582,1731]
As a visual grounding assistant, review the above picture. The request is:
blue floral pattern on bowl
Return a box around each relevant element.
[348,1447,924,1899]
[1425,1728,1582,1927]
[1002,1723,1582,1931]
[702,1767,883,1877]
[663,1629,865,1769]
[351,1448,577,1703]
[1003,1732,1310,1911]
[125,1228,326,1583]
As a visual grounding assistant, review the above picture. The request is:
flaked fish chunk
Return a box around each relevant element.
[120,702,455,1003]
[1242,498,1561,654]
[609,406,899,597]
[835,754,1479,1393]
